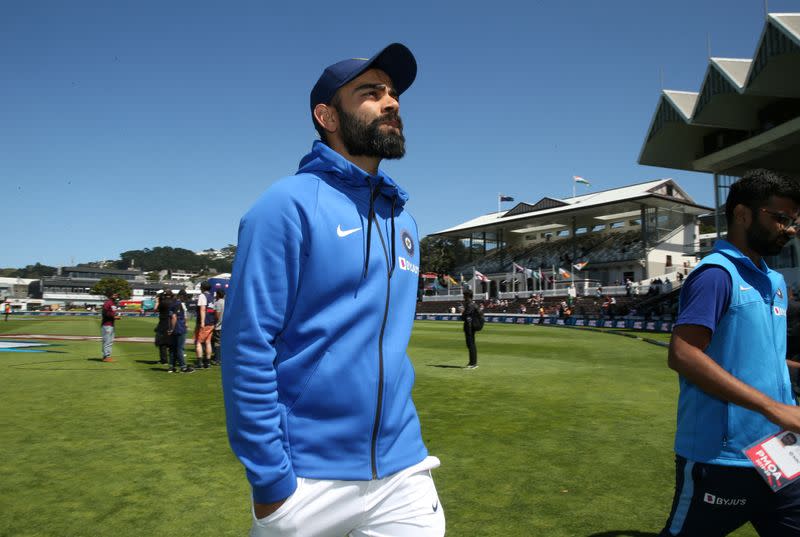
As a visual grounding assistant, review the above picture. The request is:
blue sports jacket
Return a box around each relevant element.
[221,141,427,503]
[674,240,794,466]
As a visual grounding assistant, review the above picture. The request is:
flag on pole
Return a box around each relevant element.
[573,261,588,271]
[474,270,490,282]
[532,268,542,280]
[573,176,591,186]
[445,275,459,286]
[499,195,514,202]
[513,262,533,277]
[558,268,572,279]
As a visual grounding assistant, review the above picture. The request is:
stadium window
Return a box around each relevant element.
[575,227,588,235]
[557,229,570,237]
[592,224,606,232]
[629,219,641,226]
[610,221,625,229]
[666,255,672,267]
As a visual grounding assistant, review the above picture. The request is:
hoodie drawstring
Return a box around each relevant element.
[363,183,379,279]
[362,184,398,279]
[389,197,397,277]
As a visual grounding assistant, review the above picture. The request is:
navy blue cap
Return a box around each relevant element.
[310,43,417,111]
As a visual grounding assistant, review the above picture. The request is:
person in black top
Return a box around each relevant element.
[461,288,479,370]
[154,289,175,365]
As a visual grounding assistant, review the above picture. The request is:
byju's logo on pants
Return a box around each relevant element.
[703,492,747,506]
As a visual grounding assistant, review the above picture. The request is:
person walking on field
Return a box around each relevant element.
[100,292,119,362]
[659,169,800,537]
[221,43,444,537]
[461,288,479,369]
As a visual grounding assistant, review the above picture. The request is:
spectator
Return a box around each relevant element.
[194,281,217,369]
[100,292,119,362]
[154,289,175,365]
[212,288,225,365]
[168,290,194,374]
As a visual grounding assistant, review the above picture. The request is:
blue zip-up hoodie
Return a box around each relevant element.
[674,239,794,466]
[221,141,427,504]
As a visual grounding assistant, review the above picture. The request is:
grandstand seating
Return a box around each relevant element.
[417,293,651,318]
[454,230,644,275]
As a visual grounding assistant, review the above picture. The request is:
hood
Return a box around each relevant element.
[297,141,409,206]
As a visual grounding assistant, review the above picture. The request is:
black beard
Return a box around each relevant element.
[746,217,788,256]
[334,105,406,160]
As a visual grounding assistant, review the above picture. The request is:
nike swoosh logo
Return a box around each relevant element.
[337,225,361,238]
[739,286,753,291]
[432,499,439,512]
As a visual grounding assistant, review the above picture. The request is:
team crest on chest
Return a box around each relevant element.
[400,229,415,257]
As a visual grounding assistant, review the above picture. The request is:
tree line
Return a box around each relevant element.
[1,245,237,279]
[115,245,236,273]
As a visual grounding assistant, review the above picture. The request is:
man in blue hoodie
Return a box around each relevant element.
[221,44,444,537]
[660,169,800,536]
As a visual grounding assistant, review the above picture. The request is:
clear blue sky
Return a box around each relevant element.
[2,0,793,268]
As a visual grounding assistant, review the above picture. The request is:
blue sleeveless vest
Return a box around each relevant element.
[674,240,793,466]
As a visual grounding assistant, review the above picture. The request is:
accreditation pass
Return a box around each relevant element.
[744,430,800,492]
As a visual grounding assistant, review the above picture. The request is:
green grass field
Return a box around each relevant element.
[0,317,758,537]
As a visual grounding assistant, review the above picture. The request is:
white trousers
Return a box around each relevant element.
[250,456,445,537]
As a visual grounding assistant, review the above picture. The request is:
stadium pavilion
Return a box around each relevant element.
[638,12,800,286]
[429,178,712,301]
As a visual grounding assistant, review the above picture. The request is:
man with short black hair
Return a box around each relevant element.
[461,288,479,369]
[660,169,800,536]
[222,44,443,536]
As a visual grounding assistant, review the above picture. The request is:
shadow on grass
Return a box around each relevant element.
[86,358,107,362]
[135,359,163,365]
[586,530,658,537]
[427,364,467,369]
